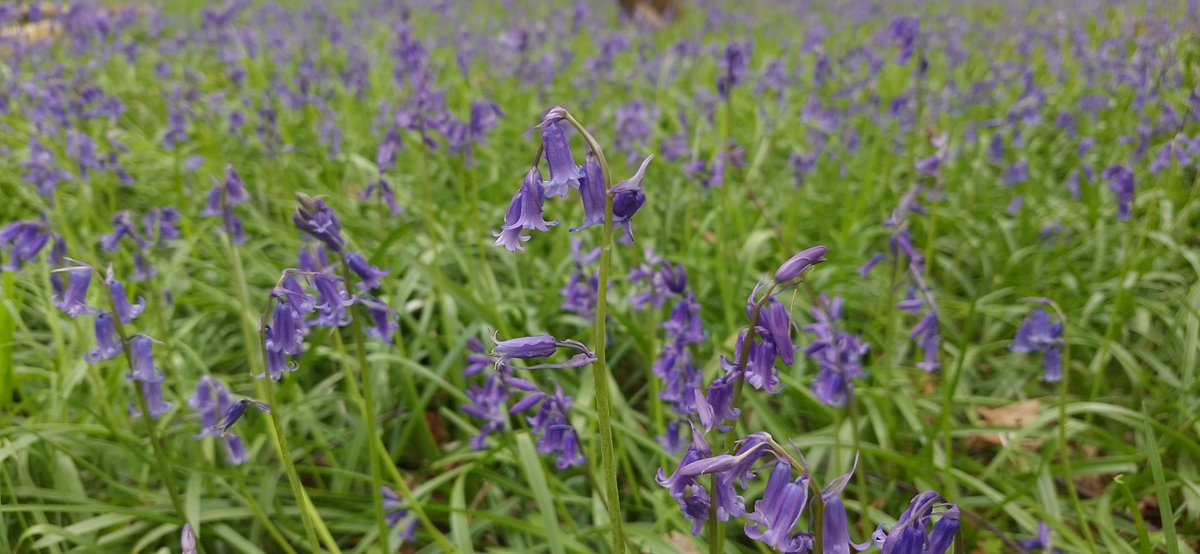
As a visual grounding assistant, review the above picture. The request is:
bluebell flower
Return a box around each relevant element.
[85,312,123,364]
[1002,160,1029,186]
[381,487,418,544]
[656,425,714,535]
[1,220,51,271]
[561,238,600,318]
[1018,522,1062,553]
[695,369,741,431]
[101,211,144,252]
[760,298,796,366]
[774,245,827,285]
[910,310,941,372]
[819,458,872,554]
[744,335,782,393]
[572,153,606,232]
[1103,164,1136,220]
[361,178,402,215]
[628,248,668,310]
[525,384,585,469]
[508,168,558,232]
[744,461,810,551]
[127,335,172,419]
[804,295,870,407]
[874,491,959,554]
[857,253,884,278]
[53,267,96,317]
[541,118,579,198]
[311,273,353,327]
[105,268,144,324]
[464,338,490,376]
[298,244,330,272]
[201,165,250,243]
[361,296,398,342]
[462,373,510,450]
[293,193,345,252]
[261,328,299,381]
[215,398,271,435]
[492,184,532,252]
[717,42,750,99]
[611,155,652,241]
[492,333,558,360]
[142,207,181,246]
[346,252,389,291]
[23,139,72,196]
[188,376,251,464]
[679,433,774,525]
[1012,308,1064,382]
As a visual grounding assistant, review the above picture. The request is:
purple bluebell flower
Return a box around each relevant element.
[85,312,123,364]
[525,384,585,469]
[493,183,531,252]
[463,373,509,450]
[1018,522,1062,553]
[105,268,144,324]
[695,369,741,431]
[656,427,713,535]
[66,129,102,180]
[1103,164,1136,220]
[628,248,668,310]
[298,244,329,273]
[614,101,656,164]
[744,336,781,393]
[361,296,398,342]
[1011,308,1064,382]
[1,220,51,271]
[23,139,72,195]
[464,337,490,376]
[910,310,941,372]
[361,178,402,215]
[1002,160,1029,186]
[101,211,144,252]
[874,491,959,554]
[346,252,389,291]
[611,155,652,241]
[679,433,774,525]
[744,461,809,551]
[760,298,796,366]
[510,168,558,232]
[143,207,181,246]
[561,238,600,318]
[717,42,750,99]
[1064,170,1081,200]
[293,193,344,252]
[215,397,270,435]
[541,120,579,197]
[127,335,171,419]
[804,296,870,407]
[311,273,353,327]
[381,487,419,544]
[774,245,827,285]
[889,15,920,64]
[261,327,298,381]
[188,376,250,464]
[857,253,884,278]
[493,334,558,359]
[54,268,96,317]
[571,153,606,232]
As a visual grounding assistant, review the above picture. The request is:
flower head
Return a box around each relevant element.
[773,246,827,285]
[53,267,96,317]
[293,193,344,252]
[346,252,389,291]
[85,312,123,364]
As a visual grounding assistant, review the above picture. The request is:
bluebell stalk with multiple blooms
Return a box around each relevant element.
[462,333,593,468]
[803,295,870,407]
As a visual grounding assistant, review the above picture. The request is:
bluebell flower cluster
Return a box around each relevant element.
[803,295,870,407]
[461,334,592,468]
[188,376,259,464]
[1011,308,1064,382]
[381,486,418,545]
[1,219,54,271]
[200,164,250,244]
[494,107,651,251]
[561,238,600,318]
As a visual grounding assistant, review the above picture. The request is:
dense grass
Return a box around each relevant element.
[2,0,1199,552]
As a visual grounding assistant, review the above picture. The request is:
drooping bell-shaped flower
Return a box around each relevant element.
[85,312,123,364]
[53,267,96,317]
[541,120,579,197]
[506,168,558,232]
[774,245,827,285]
[1012,308,1064,382]
[1,221,51,271]
[611,155,652,241]
[744,462,809,551]
[106,268,144,324]
[311,273,353,327]
[346,252,390,291]
[293,193,345,252]
[492,185,531,252]
[571,153,606,232]
[215,398,271,435]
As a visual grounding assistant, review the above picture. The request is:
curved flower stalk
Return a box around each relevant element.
[489,105,656,552]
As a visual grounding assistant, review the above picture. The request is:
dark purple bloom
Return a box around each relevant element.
[910,309,941,372]
[526,384,585,469]
[293,193,344,252]
[656,427,713,535]
[298,244,329,272]
[1002,160,1029,186]
[381,487,418,544]
[23,139,72,195]
[1018,522,1062,554]
[85,312,123,364]
[261,327,298,381]
[744,336,781,393]
[361,178,402,215]
[493,184,531,252]
[1,220,51,271]
[695,370,741,431]
[571,153,606,232]
[508,168,558,232]
[804,296,870,407]
[462,373,510,450]
[744,461,809,551]
[311,273,353,327]
[717,42,750,99]
[188,376,251,464]
[464,337,490,376]
[361,297,398,342]
[101,211,144,252]
[611,155,652,241]
[376,127,403,173]
[875,491,959,554]
[1103,164,1136,220]
[127,335,172,419]
[54,268,96,317]
[561,238,600,318]
[760,298,796,366]
[541,120,579,197]
[889,15,920,64]
[857,253,884,278]
[346,252,389,291]
[215,398,270,435]
[143,207,181,246]
[1012,309,1064,382]
[774,245,827,284]
[106,269,144,324]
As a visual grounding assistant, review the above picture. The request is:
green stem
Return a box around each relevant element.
[233,469,300,554]
[563,111,627,554]
[337,259,390,554]
[1046,302,1095,553]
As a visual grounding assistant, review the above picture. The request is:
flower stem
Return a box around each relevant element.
[1044,301,1096,553]
[562,111,627,554]
[337,259,391,554]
